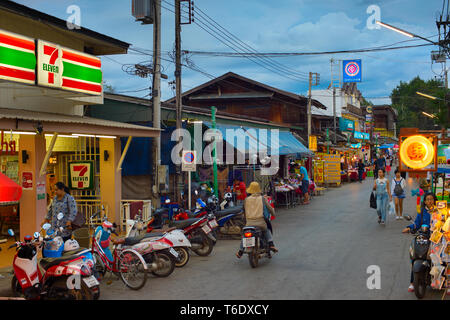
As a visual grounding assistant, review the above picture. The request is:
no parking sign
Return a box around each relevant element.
[182,150,196,172]
[343,59,362,83]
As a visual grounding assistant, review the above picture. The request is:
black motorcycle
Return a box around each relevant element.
[241,226,274,268]
[409,226,431,299]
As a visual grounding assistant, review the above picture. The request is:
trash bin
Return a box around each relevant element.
[73,227,90,248]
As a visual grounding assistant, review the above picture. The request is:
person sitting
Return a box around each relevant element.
[236,181,278,258]
[402,192,437,293]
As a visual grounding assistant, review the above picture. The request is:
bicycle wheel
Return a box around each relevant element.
[118,250,148,290]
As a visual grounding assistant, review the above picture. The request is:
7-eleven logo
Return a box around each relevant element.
[37,40,62,88]
[70,163,91,189]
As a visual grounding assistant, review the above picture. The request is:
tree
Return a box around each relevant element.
[391,76,449,129]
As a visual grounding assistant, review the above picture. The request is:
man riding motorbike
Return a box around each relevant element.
[236,181,278,258]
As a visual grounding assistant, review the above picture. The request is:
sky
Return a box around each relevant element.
[13,0,447,106]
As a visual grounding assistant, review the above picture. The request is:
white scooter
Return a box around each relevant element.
[126,213,192,268]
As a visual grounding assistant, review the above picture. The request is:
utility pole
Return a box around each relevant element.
[333,87,337,145]
[175,0,182,204]
[307,72,319,179]
[152,0,162,197]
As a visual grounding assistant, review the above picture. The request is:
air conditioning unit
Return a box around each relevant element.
[132,0,154,24]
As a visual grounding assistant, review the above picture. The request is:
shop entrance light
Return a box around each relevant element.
[399,135,435,169]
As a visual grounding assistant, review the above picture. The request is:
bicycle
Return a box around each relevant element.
[90,211,148,290]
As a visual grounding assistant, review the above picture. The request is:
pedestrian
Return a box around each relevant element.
[236,181,278,258]
[299,163,310,205]
[233,178,247,205]
[385,156,392,176]
[372,169,392,225]
[391,169,406,220]
[357,160,365,183]
[41,182,77,242]
[402,192,437,292]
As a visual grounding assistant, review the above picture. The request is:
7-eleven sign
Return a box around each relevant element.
[68,161,94,190]
[37,40,63,88]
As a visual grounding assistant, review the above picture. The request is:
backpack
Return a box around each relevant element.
[393,179,404,196]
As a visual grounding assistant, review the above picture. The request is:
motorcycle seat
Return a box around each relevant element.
[63,248,90,256]
[215,207,243,218]
[169,218,202,229]
[40,255,82,270]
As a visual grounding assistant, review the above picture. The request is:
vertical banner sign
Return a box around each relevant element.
[37,39,102,95]
[0,29,36,84]
[343,59,362,83]
[309,136,318,152]
[68,161,94,190]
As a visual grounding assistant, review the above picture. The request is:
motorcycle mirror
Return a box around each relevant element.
[7,229,14,237]
[57,212,64,220]
[33,232,40,239]
[165,199,171,204]
[42,223,51,231]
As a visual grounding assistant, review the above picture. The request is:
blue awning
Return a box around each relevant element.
[203,122,312,156]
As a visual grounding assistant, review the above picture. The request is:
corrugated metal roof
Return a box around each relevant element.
[0,108,158,131]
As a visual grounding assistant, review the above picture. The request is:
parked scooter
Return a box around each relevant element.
[8,225,98,300]
[126,212,191,268]
[409,225,432,299]
[240,226,276,268]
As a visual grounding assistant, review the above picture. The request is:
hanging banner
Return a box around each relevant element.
[0,29,36,85]
[343,59,362,83]
[309,136,318,152]
[68,161,94,190]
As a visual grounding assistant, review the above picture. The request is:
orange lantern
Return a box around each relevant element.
[399,135,436,170]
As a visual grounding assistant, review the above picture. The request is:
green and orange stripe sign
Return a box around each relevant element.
[0,30,36,84]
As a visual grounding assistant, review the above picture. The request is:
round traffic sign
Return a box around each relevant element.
[184,152,195,164]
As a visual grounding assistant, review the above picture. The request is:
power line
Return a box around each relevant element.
[160,1,310,83]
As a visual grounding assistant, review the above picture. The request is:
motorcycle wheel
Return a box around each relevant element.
[92,284,101,300]
[151,252,175,277]
[248,242,259,268]
[11,275,24,298]
[192,234,214,257]
[174,247,190,268]
[413,272,426,299]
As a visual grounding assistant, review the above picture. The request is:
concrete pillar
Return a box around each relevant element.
[99,138,122,225]
[19,134,47,238]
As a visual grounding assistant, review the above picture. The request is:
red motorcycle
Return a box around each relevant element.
[9,228,98,300]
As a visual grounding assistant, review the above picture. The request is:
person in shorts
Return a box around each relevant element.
[391,169,406,220]
[299,165,310,205]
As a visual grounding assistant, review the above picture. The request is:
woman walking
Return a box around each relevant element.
[373,169,392,225]
[391,169,406,220]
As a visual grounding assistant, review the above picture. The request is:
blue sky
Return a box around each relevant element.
[15,0,445,104]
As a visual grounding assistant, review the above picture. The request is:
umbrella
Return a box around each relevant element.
[0,172,22,205]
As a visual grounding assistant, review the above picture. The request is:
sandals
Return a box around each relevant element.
[408,284,414,292]
[236,251,243,259]
[270,246,279,253]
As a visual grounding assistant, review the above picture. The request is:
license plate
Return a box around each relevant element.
[83,275,99,288]
[242,237,255,248]
[202,225,211,234]
[169,247,179,258]
[209,219,218,228]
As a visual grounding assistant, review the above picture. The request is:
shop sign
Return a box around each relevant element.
[339,118,355,132]
[68,161,94,190]
[351,143,362,149]
[399,135,436,170]
[354,131,370,140]
[0,29,36,84]
[366,106,373,114]
[343,59,362,83]
[37,40,102,95]
[309,136,318,152]
[1,131,17,154]
[22,172,33,190]
[0,28,102,95]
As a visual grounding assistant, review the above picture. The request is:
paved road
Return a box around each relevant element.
[0,175,445,300]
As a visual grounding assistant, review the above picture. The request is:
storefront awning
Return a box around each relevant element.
[0,108,160,137]
[204,122,313,156]
[0,172,22,205]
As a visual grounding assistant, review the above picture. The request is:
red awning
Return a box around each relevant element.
[0,172,22,205]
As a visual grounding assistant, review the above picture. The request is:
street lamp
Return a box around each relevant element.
[416,91,439,100]
[376,21,437,44]
[422,111,437,119]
